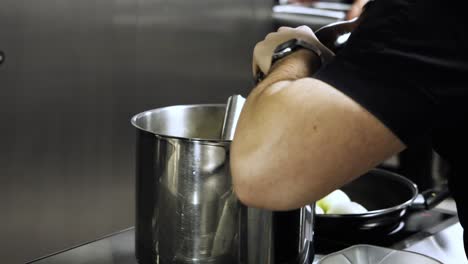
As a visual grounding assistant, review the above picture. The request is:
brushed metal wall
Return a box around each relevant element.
[0,0,273,263]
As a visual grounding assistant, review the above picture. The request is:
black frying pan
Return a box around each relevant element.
[314,168,451,239]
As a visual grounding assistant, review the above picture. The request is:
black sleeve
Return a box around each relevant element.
[314,0,468,146]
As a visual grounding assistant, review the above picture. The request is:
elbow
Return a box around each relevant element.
[229,103,271,209]
[229,79,318,210]
[230,144,273,210]
[231,174,287,211]
[230,147,299,211]
[230,151,264,209]
[231,179,264,210]
[231,170,305,211]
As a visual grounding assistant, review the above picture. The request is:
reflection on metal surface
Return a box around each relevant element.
[220,95,246,141]
[0,0,274,262]
[132,105,314,264]
[133,105,236,263]
[273,5,346,20]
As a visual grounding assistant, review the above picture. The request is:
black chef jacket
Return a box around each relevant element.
[314,0,468,256]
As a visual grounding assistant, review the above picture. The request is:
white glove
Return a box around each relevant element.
[252,25,335,80]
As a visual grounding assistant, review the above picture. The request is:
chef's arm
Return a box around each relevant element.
[230,50,405,211]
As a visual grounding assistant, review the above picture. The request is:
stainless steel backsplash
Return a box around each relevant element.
[0,0,273,263]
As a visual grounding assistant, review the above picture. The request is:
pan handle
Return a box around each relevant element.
[410,183,451,210]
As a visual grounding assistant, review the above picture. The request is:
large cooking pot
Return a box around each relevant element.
[131,104,314,264]
[315,168,450,240]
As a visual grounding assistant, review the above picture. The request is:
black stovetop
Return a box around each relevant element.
[314,208,458,255]
[27,208,460,264]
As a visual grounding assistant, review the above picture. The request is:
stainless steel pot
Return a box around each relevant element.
[131,104,315,264]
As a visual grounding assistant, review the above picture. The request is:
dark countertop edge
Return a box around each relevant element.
[25,227,135,264]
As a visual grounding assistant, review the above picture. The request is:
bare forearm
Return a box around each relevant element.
[231,54,405,211]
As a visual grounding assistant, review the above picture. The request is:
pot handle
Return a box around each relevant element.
[411,183,451,210]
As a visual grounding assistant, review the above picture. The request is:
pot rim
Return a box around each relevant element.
[131,104,231,144]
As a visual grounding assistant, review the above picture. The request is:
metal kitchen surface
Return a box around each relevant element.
[27,208,467,264]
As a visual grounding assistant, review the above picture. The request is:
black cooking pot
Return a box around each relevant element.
[314,168,451,239]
